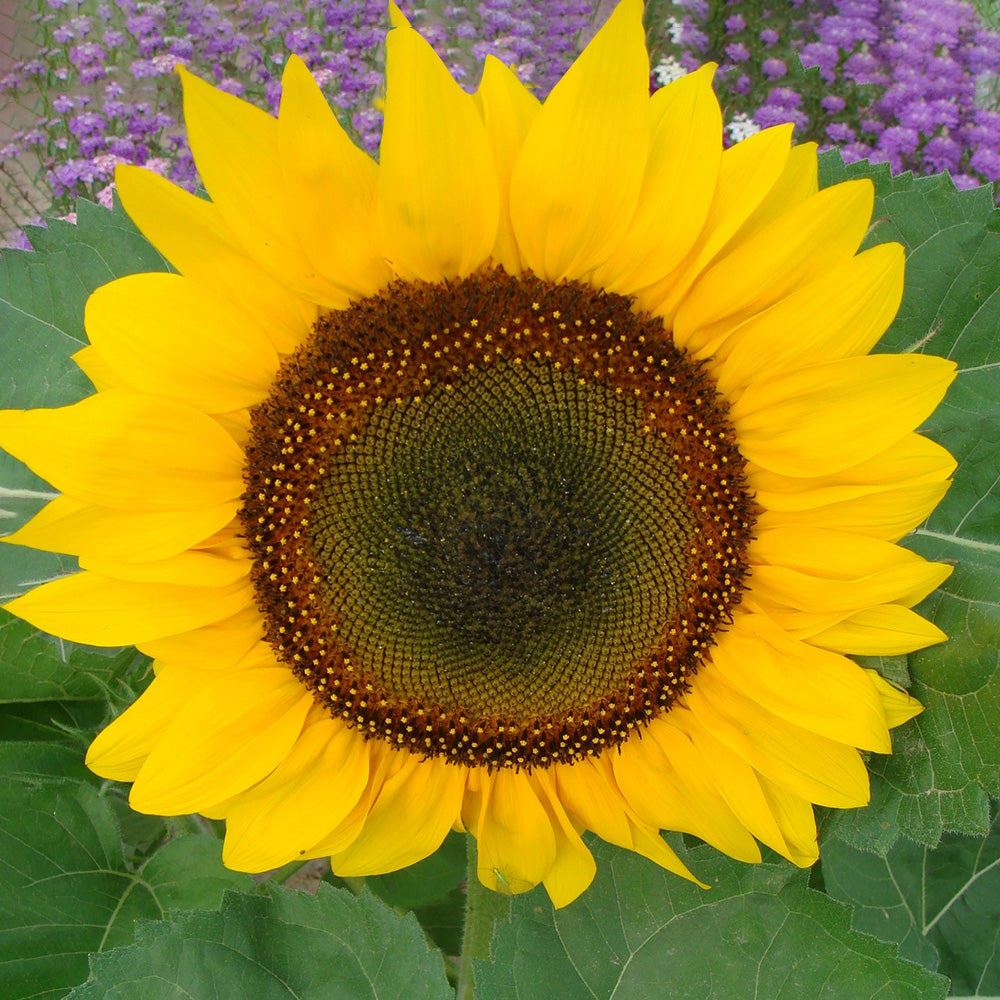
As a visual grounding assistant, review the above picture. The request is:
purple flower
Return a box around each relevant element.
[52,16,91,43]
[12,0,1000,227]
[970,148,1000,179]
[69,41,105,66]
[923,134,962,172]
[79,64,106,83]
[69,111,107,137]
[800,41,839,83]
[726,41,750,63]
[107,136,136,158]
[951,173,981,189]
[762,58,787,79]
[826,122,857,143]
[877,124,920,166]
[217,78,247,96]
[841,141,875,164]
[52,93,80,113]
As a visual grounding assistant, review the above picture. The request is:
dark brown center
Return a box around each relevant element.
[240,268,755,770]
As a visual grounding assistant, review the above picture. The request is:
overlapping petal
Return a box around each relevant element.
[509,0,650,280]
[86,273,278,412]
[0,391,244,510]
[177,67,350,308]
[592,63,722,293]
[114,165,317,354]
[377,3,497,279]
[278,55,392,298]
[129,667,313,814]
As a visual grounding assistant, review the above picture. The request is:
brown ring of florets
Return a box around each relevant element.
[240,269,755,771]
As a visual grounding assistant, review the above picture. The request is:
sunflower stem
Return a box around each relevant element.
[456,834,509,1000]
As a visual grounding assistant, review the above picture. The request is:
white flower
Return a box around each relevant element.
[726,112,761,143]
[653,56,687,86]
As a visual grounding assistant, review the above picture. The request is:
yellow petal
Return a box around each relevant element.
[810,604,947,656]
[473,55,541,273]
[863,669,924,728]
[531,772,597,908]
[473,768,556,895]
[115,164,317,354]
[213,408,252,448]
[732,139,819,240]
[387,0,409,27]
[708,614,892,752]
[637,123,792,322]
[80,548,250,587]
[749,432,957,509]
[331,753,466,876]
[756,480,951,542]
[137,605,265,669]
[509,0,649,280]
[614,722,761,862]
[73,344,122,391]
[278,55,391,298]
[657,141,819,360]
[755,775,820,867]
[85,274,278,414]
[556,754,706,887]
[377,18,497,280]
[713,241,905,395]
[177,67,349,309]
[130,667,312,814]
[625,821,707,887]
[0,391,244,511]
[87,663,185,781]
[4,570,254,646]
[3,495,237,562]
[731,354,957,477]
[223,713,370,871]
[675,179,875,354]
[554,755,631,847]
[749,526,953,630]
[681,671,871,808]
[308,740,400,858]
[593,64,722,294]
[667,709,814,865]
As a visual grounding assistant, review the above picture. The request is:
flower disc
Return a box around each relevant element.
[241,270,754,768]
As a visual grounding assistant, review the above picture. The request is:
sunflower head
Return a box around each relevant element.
[0,0,955,908]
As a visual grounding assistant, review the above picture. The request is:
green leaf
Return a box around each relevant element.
[66,884,454,1000]
[477,839,948,1000]
[0,698,108,743]
[0,199,169,352]
[0,772,252,1000]
[817,153,1000,848]
[821,804,1000,997]
[365,830,467,954]
[0,618,147,704]
[0,738,93,784]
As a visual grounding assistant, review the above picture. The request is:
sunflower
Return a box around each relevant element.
[0,0,955,908]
